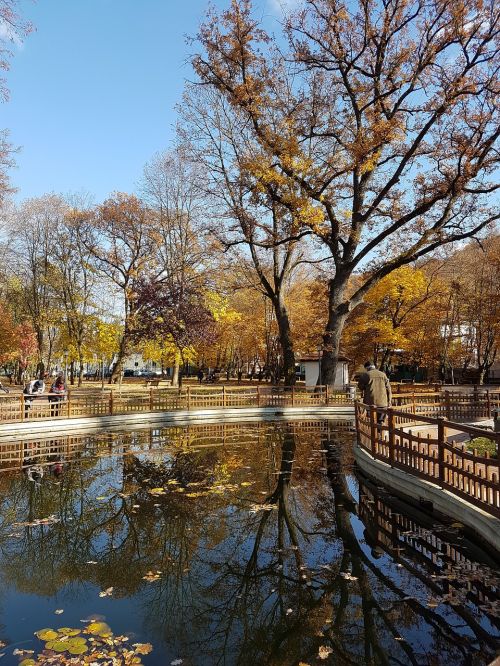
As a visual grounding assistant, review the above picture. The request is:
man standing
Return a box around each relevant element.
[357,362,392,423]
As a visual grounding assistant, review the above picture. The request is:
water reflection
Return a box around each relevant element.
[0,420,498,665]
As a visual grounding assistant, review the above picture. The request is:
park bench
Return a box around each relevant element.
[144,379,172,388]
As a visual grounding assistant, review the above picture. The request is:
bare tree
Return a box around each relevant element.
[141,147,208,385]
[182,88,319,384]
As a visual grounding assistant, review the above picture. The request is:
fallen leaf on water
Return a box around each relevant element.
[133,643,153,655]
[285,608,293,615]
[340,572,358,581]
[54,609,64,615]
[98,587,113,598]
[318,645,333,659]
[142,571,162,582]
[171,660,183,665]
[249,503,275,513]
[86,561,98,565]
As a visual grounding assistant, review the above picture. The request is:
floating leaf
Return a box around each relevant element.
[318,645,333,659]
[35,629,58,641]
[98,587,113,598]
[57,628,80,636]
[68,643,88,655]
[54,609,64,615]
[87,621,111,635]
[19,660,35,666]
[133,643,153,655]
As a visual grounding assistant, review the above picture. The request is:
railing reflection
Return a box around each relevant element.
[358,475,500,623]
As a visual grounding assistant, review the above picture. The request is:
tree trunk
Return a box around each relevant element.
[78,352,84,387]
[110,331,129,384]
[275,298,296,386]
[320,278,350,387]
[171,355,180,387]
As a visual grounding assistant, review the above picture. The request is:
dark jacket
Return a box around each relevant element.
[357,368,392,407]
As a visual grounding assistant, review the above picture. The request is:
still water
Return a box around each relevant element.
[0,419,498,665]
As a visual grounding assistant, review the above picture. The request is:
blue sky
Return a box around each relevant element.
[3,0,292,203]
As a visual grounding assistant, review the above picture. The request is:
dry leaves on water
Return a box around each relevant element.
[98,587,113,598]
[13,620,153,664]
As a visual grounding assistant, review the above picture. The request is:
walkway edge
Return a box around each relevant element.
[0,406,354,439]
[354,444,500,554]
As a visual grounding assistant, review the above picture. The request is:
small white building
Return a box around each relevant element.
[298,354,350,388]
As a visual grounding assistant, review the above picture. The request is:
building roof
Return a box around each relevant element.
[299,354,349,363]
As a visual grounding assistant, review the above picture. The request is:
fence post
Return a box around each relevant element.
[325,384,329,406]
[20,393,24,422]
[149,387,154,411]
[291,386,295,407]
[388,408,395,467]
[369,405,377,456]
[109,390,114,415]
[67,389,71,417]
[412,391,416,414]
[444,390,451,420]
[222,385,226,408]
[486,390,491,418]
[437,417,446,487]
[257,387,260,407]
[187,385,191,410]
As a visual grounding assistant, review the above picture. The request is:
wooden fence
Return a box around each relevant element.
[0,385,355,424]
[355,391,500,518]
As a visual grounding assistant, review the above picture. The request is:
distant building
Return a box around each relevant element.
[298,354,350,388]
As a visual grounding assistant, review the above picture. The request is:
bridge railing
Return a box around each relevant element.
[355,391,500,518]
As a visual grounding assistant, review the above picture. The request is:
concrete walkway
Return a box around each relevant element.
[0,405,355,440]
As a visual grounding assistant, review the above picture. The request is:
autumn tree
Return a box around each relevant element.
[133,278,216,383]
[9,195,67,376]
[342,265,439,371]
[434,237,500,383]
[49,204,98,386]
[193,0,500,386]
[78,193,153,383]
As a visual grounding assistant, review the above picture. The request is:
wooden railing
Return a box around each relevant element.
[355,391,500,518]
[0,385,355,425]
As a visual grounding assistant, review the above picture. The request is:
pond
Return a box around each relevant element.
[0,419,498,665]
